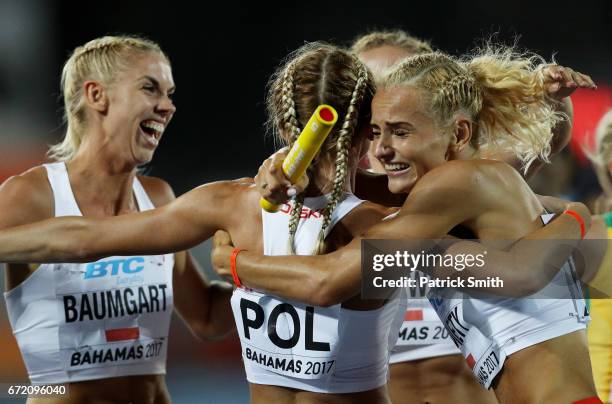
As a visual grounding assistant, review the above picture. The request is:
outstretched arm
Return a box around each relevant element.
[436,204,589,297]
[212,165,590,304]
[140,179,235,341]
[0,181,238,263]
[213,165,479,305]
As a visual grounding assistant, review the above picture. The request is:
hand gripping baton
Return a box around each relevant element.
[259,104,338,212]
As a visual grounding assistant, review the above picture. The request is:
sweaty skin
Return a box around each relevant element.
[0,41,398,402]
[352,46,587,404]
[214,159,594,404]
[211,81,596,403]
[0,169,406,404]
[0,51,595,404]
[1,51,235,404]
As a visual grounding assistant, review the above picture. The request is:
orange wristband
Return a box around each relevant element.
[230,248,245,288]
[563,210,586,239]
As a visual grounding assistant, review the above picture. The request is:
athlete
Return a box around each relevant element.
[211,48,600,403]
[0,40,593,404]
[0,36,234,404]
[0,42,406,404]
[351,30,496,404]
[351,29,589,404]
[351,30,434,175]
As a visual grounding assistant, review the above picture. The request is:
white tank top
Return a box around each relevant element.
[427,213,589,388]
[231,194,406,393]
[4,162,174,385]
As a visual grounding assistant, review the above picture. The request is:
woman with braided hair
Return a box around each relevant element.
[0,38,588,404]
[0,36,235,403]
[0,42,411,403]
[351,29,498,404]
[211,47,602,403]
[351,30,433,175]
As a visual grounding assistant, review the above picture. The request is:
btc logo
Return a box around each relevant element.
[84,257,145,279]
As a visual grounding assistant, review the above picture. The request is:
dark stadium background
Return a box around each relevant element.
[0,1,610,402]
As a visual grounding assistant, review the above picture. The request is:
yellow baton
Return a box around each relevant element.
[260,104,338,212]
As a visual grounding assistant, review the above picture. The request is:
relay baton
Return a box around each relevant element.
[259,104,338,212]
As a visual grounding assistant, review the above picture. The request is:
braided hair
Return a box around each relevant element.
[266,42,375,254]
[350,29,433,55]
[382,47,562,172]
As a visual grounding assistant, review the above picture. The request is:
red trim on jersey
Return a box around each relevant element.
[105,327,140,342]
[404,310,423,321]
[466,353,476,369]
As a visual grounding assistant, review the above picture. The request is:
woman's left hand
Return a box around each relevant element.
[211,230,234,279]
[540,64,596,101]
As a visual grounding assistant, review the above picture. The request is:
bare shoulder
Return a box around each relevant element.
[137,175,176,207]
[408,160,480,201]
[415,159,516,195]
[340,201,395,236]
[401,159,516,218]
[0,165,54,226]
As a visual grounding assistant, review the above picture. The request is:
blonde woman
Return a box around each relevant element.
[351,29,497,404]
[350,30,588,404]
[0,40,591,404]
[212,48,600,403]
[0,43,407,404]
[351,30,433,175]
[0,36,235,403]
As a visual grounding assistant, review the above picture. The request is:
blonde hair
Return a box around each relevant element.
[266,42,374,254]
[381,46,563,171]
[350,29,433,55]
[586,110,612,196]
[49,35,167,161]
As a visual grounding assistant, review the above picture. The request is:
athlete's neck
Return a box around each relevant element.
[304,156,357,197]
[66,149,139,217]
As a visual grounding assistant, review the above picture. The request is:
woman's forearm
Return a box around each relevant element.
[235,252,331,304]
[228,243,362,307]
[436,213,584,296]
[0,187,224,265]
[174,253,235,340]
[201,281,237,339]
[0,217,98,263]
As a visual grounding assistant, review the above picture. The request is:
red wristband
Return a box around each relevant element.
[563,210,586,239]
[230,248,245,288]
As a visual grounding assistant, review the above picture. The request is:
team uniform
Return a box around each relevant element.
[231,194,406,393]
[4,162,174,384]
[428,213,589,389]
[390,273,460,364]
[588,212,612,403]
